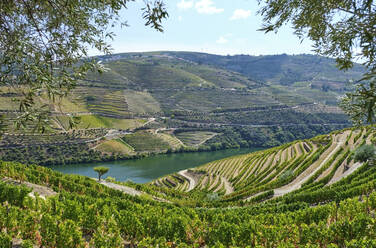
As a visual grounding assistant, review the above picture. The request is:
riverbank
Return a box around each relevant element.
[40,143,266,166]
[48,147,263,183]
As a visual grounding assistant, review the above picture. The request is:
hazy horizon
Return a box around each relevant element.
[92,50,319,58]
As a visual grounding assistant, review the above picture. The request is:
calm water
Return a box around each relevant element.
[49,148,262,183]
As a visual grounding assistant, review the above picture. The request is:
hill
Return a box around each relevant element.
[155,125,375,204]
[160,51,364,87]
[1,126,376,247]
[0,52,360,165]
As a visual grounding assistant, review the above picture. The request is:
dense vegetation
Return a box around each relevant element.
[175,124,348,149]
[1,126,376,247]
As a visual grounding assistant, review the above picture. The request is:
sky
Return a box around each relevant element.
[93,0,314,56]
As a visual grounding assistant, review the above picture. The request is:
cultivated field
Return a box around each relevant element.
[155,126,375,203]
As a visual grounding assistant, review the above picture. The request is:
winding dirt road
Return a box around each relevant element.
[328,162,363,185]
[97,179,170,203]
[2,177,57,200]
[178,169,196,191]
[274,133,347,197]
[98,180,142,197]
[221,176,234,195]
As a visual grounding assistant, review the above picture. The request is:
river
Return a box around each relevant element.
[49,148,262,183]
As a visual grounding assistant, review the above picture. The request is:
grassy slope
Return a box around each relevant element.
[123,90,161,114]
[156,133,184,149]
[56,115,145,130]
[96,139,135,155]
[175,131,218,146]
[122,131,170,152]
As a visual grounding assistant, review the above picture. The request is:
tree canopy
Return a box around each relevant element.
[0,0,167,132]
[94,166,109,181]
[258,0,376,125]
[354,144,376,163]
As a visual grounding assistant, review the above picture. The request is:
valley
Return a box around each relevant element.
[0,52,375,246]
[1,125,376,247]
[0,52,359,165]
[4,1,376,246]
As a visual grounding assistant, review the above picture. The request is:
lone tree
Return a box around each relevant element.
[94,166,109,182]
[0,0,167,131]
[258,0,376,125]
[354,144,376,163]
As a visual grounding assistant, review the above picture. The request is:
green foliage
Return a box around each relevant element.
[0,182,31,206]
[93,166,109,181]
[122,131,170,152]
[257,0,376,125]
[247,190,274,203]
[206,192,220,201]
[258,0,372,70]
[278,169,293,182]
[21,240,34,248]
[341,82,376,125]
[354,145,376,163]
[0,0,167,131]
[105,177,116,183]
[2,158,376,246]
[0,143,107,165]
[0,233,11,248]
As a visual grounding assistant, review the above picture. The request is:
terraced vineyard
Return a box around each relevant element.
[74,87,132,118]
[2,126,376,247]
[95,139,136,155]
[0,129,107,148]
[155,126,375,203]
[122,130,170,152]
[175,131,218,146]
[155,132,184,149]
[0,52,360,166]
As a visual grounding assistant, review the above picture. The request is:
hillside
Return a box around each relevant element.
[160,51,364,88]
[155,125,375,204]
[0,52,360,165]
[1,126,376,247]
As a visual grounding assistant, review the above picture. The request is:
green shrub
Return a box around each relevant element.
[21,240,34,248]
[0,233,11,248]
[354,145,376,163]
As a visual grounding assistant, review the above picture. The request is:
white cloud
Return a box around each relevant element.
[177,0,194,10]
[195,0,224,14]
[230,9,251,20]
[178,16,183,22]
[216,36,228,44]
